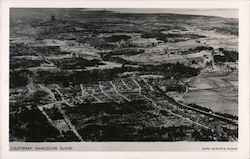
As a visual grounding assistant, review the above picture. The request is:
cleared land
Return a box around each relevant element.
[184,71,238,115]
[9,9,238,142]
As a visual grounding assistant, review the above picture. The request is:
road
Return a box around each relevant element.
[98,83,112,100]
[141,94,210,129]
[54,88,73,107]
[56,106,83,141]
[90,94,102,103]
[132,78,142,94]
[121,79,132,90]
[110,81,130,102]
[152,82,238,126]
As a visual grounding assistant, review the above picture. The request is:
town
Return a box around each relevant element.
[10,9,238,142]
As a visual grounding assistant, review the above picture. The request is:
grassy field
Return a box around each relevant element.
[183,71,238,115]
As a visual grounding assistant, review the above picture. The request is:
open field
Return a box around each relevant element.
[184,71,238,115]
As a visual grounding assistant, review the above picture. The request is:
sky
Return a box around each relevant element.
[86,8,238,19]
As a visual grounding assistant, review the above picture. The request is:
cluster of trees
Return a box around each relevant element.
[28,90,52,105]
[11,43,61,56]
[11,90,52,112]
[76,124,218,141]
[56,131,81,142]
[188,103,238,121]
[106,56,138,65]
[105,35,132,42]
[54,57,102,69]
[102,49,144,60]
[77,124,138,141]
[44,107,64,120]
[10,43,33,56]
[164,83,186,93]
[10,59,44,69]
[36,61,200,86]
[37,66,136,86]
[10,69,32,88]
[141,31,206,42]
[182,46,213,54]
[140,62,200,80]
[82,38,116,50]
[10,59,200,89]
[214,48,238,63]
[10,108,60,142]
[188,103,212,112]
[191,128,217,141]
[215,112,238,120]
[212,27,238,36]
[66,100,151,116]
[34,19,82,39]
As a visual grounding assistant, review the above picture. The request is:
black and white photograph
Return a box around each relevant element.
[9,8,240,143]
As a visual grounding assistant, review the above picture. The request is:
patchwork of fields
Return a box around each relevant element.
[184,71,238,115]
